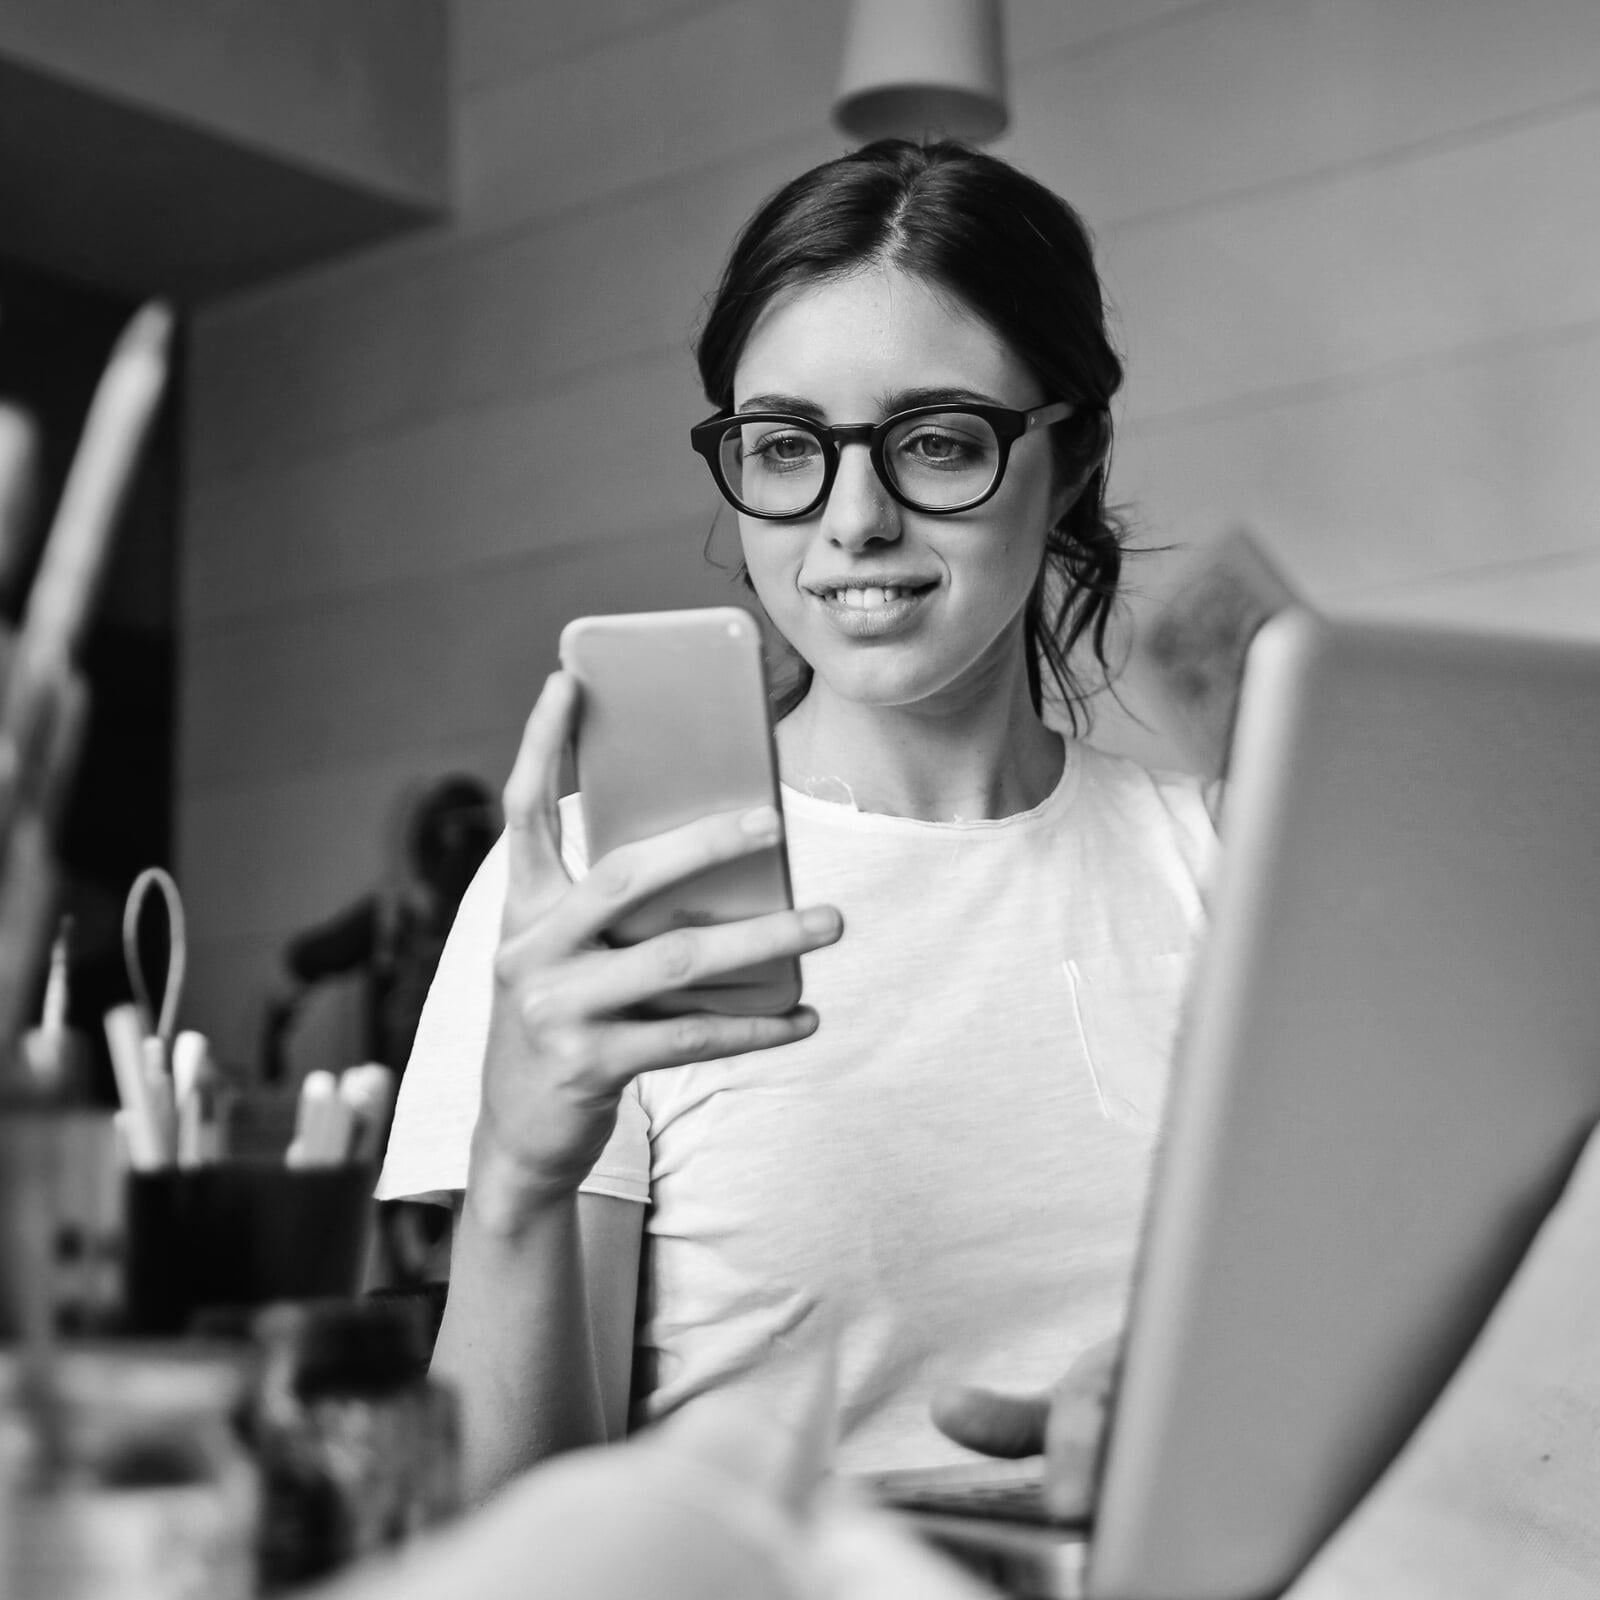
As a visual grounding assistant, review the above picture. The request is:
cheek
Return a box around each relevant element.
[971,494,1053,604]
[736,522,796,606]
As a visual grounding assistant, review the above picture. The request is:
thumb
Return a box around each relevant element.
[929,1384,1050,1459]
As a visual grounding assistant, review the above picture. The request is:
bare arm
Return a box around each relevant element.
[433,1188,643,1501]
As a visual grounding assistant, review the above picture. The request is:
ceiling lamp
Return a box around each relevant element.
[832,0,1010,146]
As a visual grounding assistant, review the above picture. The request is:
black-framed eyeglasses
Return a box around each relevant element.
[689,400,1073,520]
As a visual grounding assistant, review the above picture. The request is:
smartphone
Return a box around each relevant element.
[558,606,801,1017]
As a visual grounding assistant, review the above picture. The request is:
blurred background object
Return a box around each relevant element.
[833,0,1009,144]
[0,277,178,1108]
[1137,530,1303,783]
[261,772,496,1093]
[259,771,494,1286]
[0,299,175,1350]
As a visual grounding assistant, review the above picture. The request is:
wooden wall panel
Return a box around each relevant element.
[1105,105,1600,423]
[457,3,848,229]
[186,134,838,487]
[1117,324,1600,596]
[1337,549,1600,641]
[183,347,715,621]
[1008,0,1600,228]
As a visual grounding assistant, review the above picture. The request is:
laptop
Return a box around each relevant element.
[870,610,1600,1599]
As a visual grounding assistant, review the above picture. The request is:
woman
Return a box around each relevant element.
[378,139,1214,1501]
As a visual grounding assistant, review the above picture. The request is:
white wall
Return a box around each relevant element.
[177,0,1600,1067]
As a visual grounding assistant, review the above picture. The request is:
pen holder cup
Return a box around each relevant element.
[122,1160,376,1336]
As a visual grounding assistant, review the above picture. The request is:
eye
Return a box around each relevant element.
[895,419,991,470]
[907,429,965,461]
[745,426,822,471]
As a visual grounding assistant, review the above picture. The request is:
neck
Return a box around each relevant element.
[776,659,1064,824]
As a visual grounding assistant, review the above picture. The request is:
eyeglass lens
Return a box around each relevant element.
[717,412,1005,515]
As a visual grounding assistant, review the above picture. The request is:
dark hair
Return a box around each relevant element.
[409,774,495,896]
[694,139,1127,731]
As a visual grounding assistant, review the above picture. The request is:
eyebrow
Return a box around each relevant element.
[735,385,1011,419]
[737,392,827,419]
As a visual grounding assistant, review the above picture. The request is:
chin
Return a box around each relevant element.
[807,654,964,711]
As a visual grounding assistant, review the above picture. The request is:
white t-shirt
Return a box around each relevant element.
[379,741,1215,1472]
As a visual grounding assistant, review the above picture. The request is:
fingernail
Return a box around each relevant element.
[741,804,781,839]
[800,906,840,937]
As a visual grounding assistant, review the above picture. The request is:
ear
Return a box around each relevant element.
[1049,409,1111,527]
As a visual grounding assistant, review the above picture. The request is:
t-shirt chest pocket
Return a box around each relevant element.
[1062,950,1192,1133]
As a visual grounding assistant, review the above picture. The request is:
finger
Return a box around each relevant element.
[928,1385,1050,1459]
[556,1006,823,1097]
[1040,1339,1121,1521]
[539,801,787,952]
[1042,1384,1112,1521]
[501,671,579,924]
[560,905,842,1016]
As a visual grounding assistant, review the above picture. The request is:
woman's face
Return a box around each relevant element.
[732,266,1071,715]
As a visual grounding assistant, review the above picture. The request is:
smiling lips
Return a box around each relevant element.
[826,585,918,609]
[807,580,937,635]
[810,581,936,609]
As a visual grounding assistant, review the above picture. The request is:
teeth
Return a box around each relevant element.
[830,586,910,607]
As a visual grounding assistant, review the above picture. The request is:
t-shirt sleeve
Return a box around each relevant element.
[374,834,505,1205]
[374,796,652,1208]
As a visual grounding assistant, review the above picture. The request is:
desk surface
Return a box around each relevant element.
[1286,1122,1600,1600]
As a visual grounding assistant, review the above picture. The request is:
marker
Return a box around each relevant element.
[339,1064,398,1165]
[103,1004,165,1170]
[173,1030,222,1167]
[287,1070,352,1167]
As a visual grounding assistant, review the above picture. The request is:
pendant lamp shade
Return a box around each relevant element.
[833,0,1009,145]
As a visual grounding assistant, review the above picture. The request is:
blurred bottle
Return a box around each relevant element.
[248,1298,460,1592]
[0,1345,260,1598]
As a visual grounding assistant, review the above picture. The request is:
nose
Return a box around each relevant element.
[820,441,901,550]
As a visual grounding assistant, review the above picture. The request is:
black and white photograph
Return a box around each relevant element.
[3,4,1600,1596]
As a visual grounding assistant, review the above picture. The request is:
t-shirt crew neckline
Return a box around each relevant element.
[776,737,1081,836]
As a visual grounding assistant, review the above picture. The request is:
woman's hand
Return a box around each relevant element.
[929,1336,1122,1521]
[468,670,843,1227]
